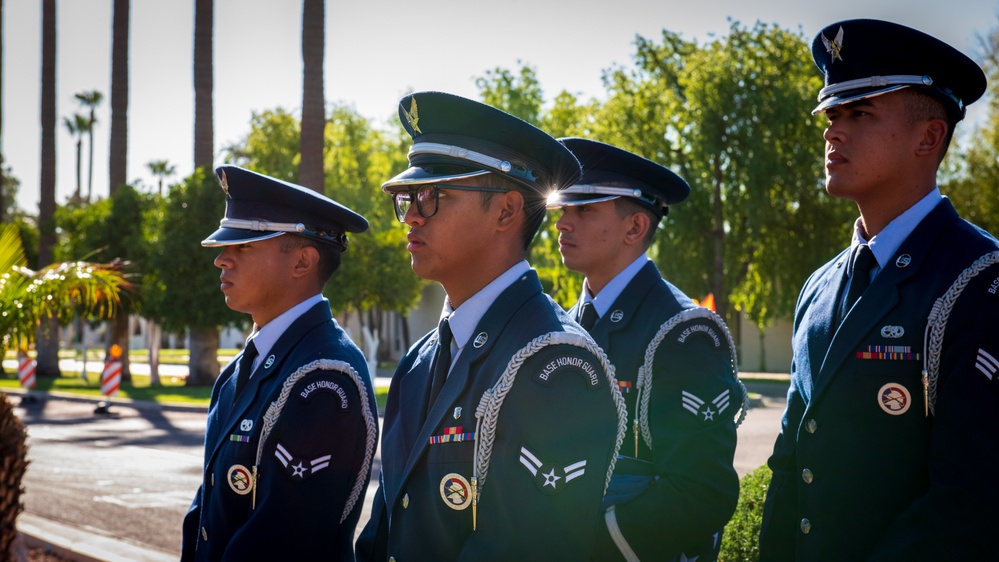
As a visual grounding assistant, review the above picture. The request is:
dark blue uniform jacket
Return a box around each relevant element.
[182,301,378,561]
[760,199,999,561]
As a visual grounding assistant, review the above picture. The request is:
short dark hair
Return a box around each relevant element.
[280,234,342,288]
[476,174,545,253]
[900,88,956,162]
[613,197,660,248]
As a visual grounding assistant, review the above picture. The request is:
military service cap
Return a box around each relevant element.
[201,165,368,250]
[382,91,581,197]
[811,19,987,119]
[546,138,689,218]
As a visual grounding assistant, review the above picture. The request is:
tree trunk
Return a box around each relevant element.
[298,0,325,193]
[108,0,129,195]
[35,0,59,378]
[193,0,214,169]
[148,321,161,386]
[0,0,5,224]
[186,327,220,386]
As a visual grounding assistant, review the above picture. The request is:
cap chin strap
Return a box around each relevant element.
[218,218,348,250]
[409,142,535,182]
[818,74,934,99]
[818,74,964,114]
[548,184,660,209]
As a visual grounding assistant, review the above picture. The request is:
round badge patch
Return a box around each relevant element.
[227,464,254,495]
[878,383,911,415]
[439,473,472,510]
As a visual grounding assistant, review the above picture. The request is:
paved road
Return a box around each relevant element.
[8,377,789,558]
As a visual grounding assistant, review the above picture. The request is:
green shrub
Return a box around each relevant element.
[719,464,771,562]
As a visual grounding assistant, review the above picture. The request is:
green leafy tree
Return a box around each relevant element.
[474,65,586,306]
[595,21,854,335]
[947,24,999,236]
[145,168,243,386]
[222,104,423,361]
[475,63,544,125]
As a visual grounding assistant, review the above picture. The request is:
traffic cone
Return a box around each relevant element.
[95,345,123,414]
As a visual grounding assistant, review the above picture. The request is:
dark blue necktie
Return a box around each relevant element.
[839,244,876,324]
[426,317,452,414]
[578,302,599,331]
[234,339,258,399]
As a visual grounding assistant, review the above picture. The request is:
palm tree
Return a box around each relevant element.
[190,0,219,386]
[147,159,176,196]
[107,0,131,379]
[74,90,103,202]
[63,113,89,202]
[299,0,325,193]
[36,0,58,377]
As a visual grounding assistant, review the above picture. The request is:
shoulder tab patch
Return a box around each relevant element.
[675,319,722,348]
[534,347,602,389]
[297,374,352,411]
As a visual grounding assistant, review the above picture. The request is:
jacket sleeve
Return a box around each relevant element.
[868,268,999,561]
[458,342,622,561]
[221,367,376,561]
[758,365,804,562]
[606,315,741,558]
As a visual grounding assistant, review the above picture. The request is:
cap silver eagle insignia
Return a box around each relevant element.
[402,97,422,134]
[821,26,845,63]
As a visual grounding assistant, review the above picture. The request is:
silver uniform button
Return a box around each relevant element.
[806,419,818,433]
[402,493,410,509]
[389,557,396,562]
[802,468,814,484]
[201,527,208,541]
[800,518,811,534]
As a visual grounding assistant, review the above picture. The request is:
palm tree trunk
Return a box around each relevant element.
[108,0,129,195]
[0,0,6,224]
[193,0,214,169]
[86,108,95,201]
[36,0,59,378]
[299,0,325,192]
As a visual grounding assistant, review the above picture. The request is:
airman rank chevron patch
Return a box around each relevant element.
[518,446,587,495]
[682,389,730,421]
[273,442,333,480]
[975,348,998,382]
[430,426,475,445]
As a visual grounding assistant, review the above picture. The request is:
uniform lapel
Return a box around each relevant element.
[813,201,960,397]
[204,302,332,469]
[390,272,542,509]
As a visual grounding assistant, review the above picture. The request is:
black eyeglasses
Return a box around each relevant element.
[391,184,510,222]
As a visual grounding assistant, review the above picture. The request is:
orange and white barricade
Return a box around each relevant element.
[17,351,36,389]
[101,344,123,397]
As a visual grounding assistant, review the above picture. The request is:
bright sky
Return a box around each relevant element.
[4,0,998,212]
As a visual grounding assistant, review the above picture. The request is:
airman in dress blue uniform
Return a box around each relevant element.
[547,138,746,561]
[355,92,626,561]
[759,19,999,561]
[181,166,378,561]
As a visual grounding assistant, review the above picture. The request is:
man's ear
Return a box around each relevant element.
[496,190,525,232]
[623,211,651,247]
[916,118,948,158]
[291,245,320,280]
